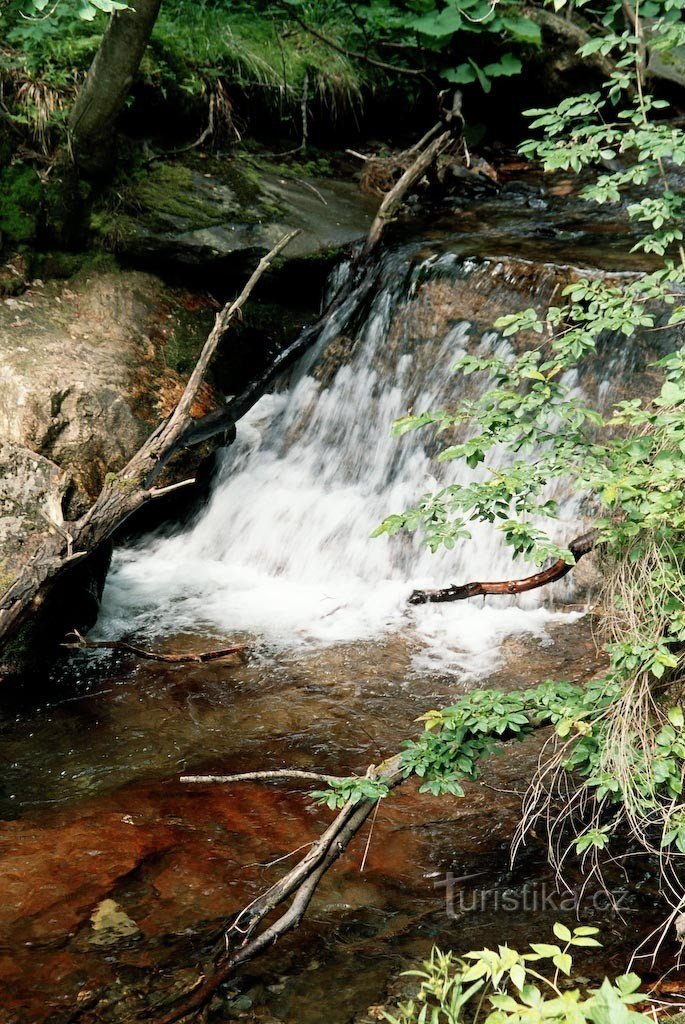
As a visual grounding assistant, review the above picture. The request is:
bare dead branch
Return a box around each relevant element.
[153,704,556,1023]
[408,529,599,605]
[181,770,342,784]
[147,478,196,499]
[363,129,452,254]
[61,630,248,663]
[0,231,299,654]
[153,755,405,1024]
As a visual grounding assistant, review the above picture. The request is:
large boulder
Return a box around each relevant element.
[0,441,68,601]
[101,157,378,270]
[0,269,215,519]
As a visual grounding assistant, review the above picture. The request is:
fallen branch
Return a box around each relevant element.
[181,769,342,784]
[363,129,452,254]
[155,696,558,1023]
[154,756,405,1024]
[408,529,599,605]
[0,231,299,654]
[61,630,247,664]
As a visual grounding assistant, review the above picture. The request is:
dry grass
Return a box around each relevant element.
[512,411,685,954]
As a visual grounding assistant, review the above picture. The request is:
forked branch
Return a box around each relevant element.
[154,756,405,1024]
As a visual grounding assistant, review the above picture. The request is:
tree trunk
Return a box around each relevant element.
[68,0,162,174]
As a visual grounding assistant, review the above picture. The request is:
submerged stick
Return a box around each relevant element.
[408,529,599,605]
[62,631,247,663]
[154,702,556,1023]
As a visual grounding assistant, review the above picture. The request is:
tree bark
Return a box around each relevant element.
[68,0,162,174]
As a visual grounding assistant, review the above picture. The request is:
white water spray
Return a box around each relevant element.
[99,251,586,677]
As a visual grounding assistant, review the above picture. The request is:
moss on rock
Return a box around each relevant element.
[0,164,42,246]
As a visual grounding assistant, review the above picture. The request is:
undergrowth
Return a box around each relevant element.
[0,0,371,149]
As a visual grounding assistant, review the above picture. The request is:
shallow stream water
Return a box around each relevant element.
[0,176,680,1023]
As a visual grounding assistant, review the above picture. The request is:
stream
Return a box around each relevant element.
[0,177,678,1023]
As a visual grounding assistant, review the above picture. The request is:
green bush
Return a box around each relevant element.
[382,925,653,1024]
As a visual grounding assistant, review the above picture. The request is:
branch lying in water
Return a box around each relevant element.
[154,708,551,1024]
[181,769,342,784]
[154,756,406,1024]
[408,529,599,605]
[61,630,248,663]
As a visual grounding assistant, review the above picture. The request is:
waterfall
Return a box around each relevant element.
[98,244,633,678]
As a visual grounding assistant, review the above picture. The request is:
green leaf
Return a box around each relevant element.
[442,63,477,84]
[553,923,572,942]
[553,952,572,975]
[667,707,684,729]
[528,943,562,958]
[407,7,463,36]
[510,962,526,989]
[500,15,542,44]
[469,59,492,92]
[484,53,523,78]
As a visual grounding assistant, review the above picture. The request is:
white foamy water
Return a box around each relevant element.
[99,251,586,677]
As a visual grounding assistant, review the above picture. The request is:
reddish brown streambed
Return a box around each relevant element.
[0,618,678,1023]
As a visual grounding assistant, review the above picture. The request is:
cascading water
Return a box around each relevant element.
[98,245,618,677]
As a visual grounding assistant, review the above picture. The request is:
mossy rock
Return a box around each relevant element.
[95,154,377,270]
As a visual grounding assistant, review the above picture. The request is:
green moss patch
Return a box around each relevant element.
[0,164,42,245]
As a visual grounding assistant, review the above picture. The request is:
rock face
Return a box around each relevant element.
[106,158,378,269]
[0,269,219,660]
[0,270,214,519]
[0,441,68,599]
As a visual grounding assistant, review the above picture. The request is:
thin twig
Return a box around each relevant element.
[62,631,247,664]
[181,770,341,784]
